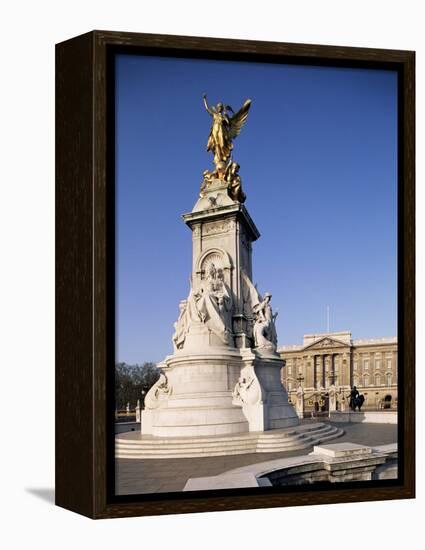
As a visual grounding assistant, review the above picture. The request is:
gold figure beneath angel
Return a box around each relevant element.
[199,161,246,203]
[225,161,246,203]
[202,94,251,203]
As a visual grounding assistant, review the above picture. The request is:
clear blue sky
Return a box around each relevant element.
[115,54,397,364]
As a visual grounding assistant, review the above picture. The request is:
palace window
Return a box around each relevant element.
[386,373,392,385]
[363,359,369,370]
[387,359,392,370]
[375,374,381,386]
[375,359,381,370]
[364,374,369,386]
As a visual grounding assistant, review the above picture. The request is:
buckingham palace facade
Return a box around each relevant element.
[279,331,397,411]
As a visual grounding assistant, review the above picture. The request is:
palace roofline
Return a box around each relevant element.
[352,337,397,346]
[278,333,397,352]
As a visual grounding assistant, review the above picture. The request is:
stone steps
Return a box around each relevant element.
[118,438,257,452]
[117,427,318,449]
[116,423,325,449]
[257,423,339,441]
[116,424,337,449]
[256,425,341,450]
[115,423,344,459]
[256,431,345,453]
[118,446,258,458]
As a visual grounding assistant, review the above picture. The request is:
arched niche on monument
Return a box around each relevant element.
[195,247,233,289]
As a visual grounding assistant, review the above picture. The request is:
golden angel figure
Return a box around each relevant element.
[203,94,251,166]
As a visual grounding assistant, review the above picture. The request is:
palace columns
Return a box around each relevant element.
[306,355,314,388]
[334,353,339,385]
[340,350,351,388]
[327,353,333,387]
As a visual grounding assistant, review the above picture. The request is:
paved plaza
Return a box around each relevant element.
[115,422,397,495]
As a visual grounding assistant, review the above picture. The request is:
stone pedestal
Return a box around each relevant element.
[141,176,300,442]
[232,349,298,431]
[142,348,248,437]
[182,179,260,348]
[142,346,298,437]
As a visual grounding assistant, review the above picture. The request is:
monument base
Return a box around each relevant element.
[141,347,299,439]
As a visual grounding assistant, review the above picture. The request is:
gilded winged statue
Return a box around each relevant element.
[203,94,251,166]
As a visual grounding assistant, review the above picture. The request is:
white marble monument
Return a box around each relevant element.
[141,96,316,449]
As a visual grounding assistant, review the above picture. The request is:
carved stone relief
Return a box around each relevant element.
[200,251,224,277]
[202,219,233,236]
[313,338,345,349]
[232,368,261,406]
[144,373,172,410]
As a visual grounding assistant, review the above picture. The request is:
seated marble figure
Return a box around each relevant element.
[173,263,233,349]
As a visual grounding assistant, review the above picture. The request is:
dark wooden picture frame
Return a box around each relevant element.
[56,30,415,519]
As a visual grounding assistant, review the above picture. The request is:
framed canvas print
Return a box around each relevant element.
[55,30,415,519]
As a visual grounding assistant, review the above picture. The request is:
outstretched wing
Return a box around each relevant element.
[229,99,251,140]
[241,270,262,317]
